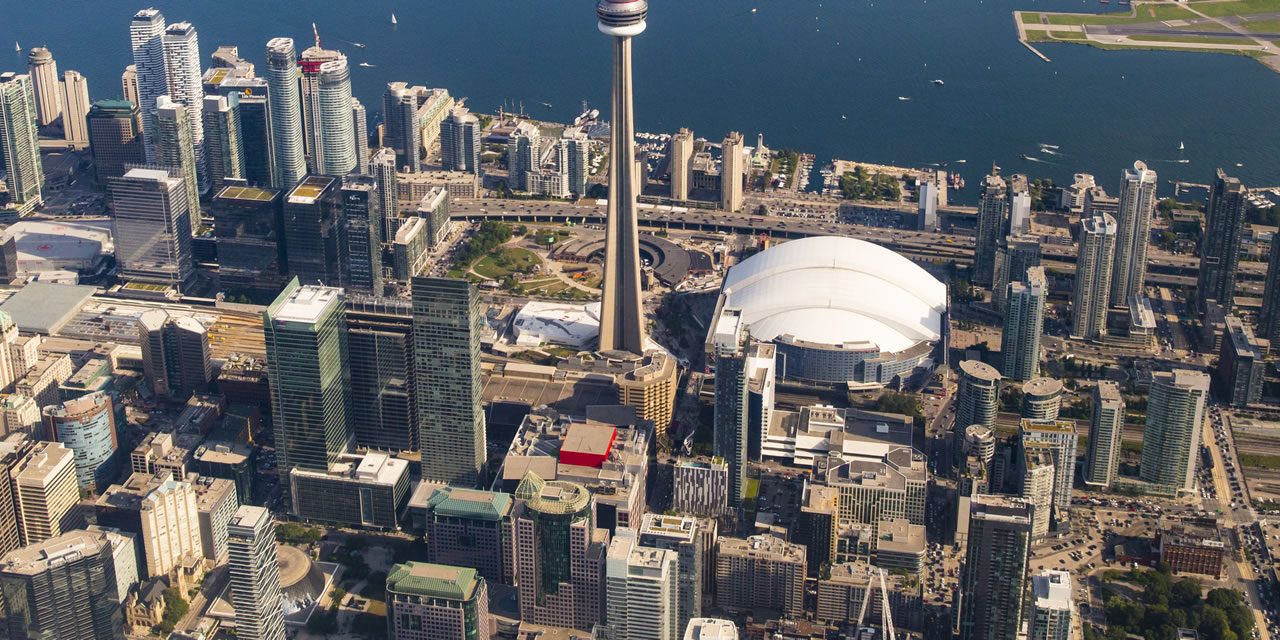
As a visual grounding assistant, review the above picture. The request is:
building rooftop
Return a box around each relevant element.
[1032,570,1073,611]
[270,285,342,325]
[0,282,97,334]
[960,359,1001,382]
[0,529,109,575]
[123,167,174,183]
[217,185,279,203]
[640,513,698,541]
[12,442,73,487]
[1020,418,1076,436]
[287,175,336,205]
[877,518,926,555]
[228,504,270,531]
[718,534,805,563]
[684,618,739,640]
[386,561,480,600]
[424,485,513,521]
[1022,377,1064,398]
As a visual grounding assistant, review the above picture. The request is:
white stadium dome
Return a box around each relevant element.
[720,236,947,385]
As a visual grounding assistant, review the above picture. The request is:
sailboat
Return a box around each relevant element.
[390,13,398,25]
[1178,141,1185,151]
[13,42,19,54]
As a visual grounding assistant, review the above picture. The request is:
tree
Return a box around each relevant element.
[1198,606,1233,640]
[1170,578,1202,609]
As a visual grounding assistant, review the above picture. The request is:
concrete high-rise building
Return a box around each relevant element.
[1007,174,1032,236]
[265,38,306,190]
[957,360,1001,431]
[370,147,399,241]
[25,48,61,127]
[351,97,368,174]
[918,177,940,231]
[42,392,119,492]
[227,505,287,640]
[440,107,481,173]
[340,175,383,295]
[60,70,91,148]
[411,277,487,486]
[345,297,417,452]
[193,475,237,564]
[121,65,140,109]
[505,122,539,191]
[1030,570,1073,640]
[1084,381,1125,489]
[992,234,1041,313]
[1021,377,1064,421]
[11,442,81,545]
[386,562,491,640]
[138,472,203,578]
[153,95,202,233]
[414,485,514,584]
[1110,161,1158,307]
[563,130,591,198]
[1140,370,1209,494]
[300,43,356,175]
[1072,213,1118,339]
[669,128,693,201]
[109,167,195,290]
[211,184,285,296]
[638,514,705,632]
[383,83,454,173]
[598,0,651,355]
[1019,419,1078,518]
[714,534,806,618]
[283,174,344,285]
[513,473,609,631]
[87,100,145,183]
[202,94,245,193]
[1000,266,1046,382]
[137,309,213,399]
[671,459,729,517]
[161,22,207,193]
[1262,238,1280,349]
[0,73,45,216]
[1197,170,1248,313]
[605,529,680,640]
[0,450,22,557]
[1019,444,1055,538]
[958,495,1033,640]
[720,132,744,213]
[712,309,749,509]
[130,8,168,161]
[263,280,352,492]
[1216,316,1266,408]
[0,529,124,640]
[973,173,1009,287]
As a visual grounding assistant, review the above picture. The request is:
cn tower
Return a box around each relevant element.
[597,0,648,356]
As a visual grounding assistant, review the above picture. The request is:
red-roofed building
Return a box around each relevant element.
[559,423,617,468]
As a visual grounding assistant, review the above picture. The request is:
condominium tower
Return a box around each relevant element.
[300,43,356,175]
[227,505,287,640]
[265,38,307,189]
[0,73,45,215]
[1110,161,1157,306]
[25,48,61,127]
[958,495,1033,640]
[1140,369,1210,493]
[1072,213,1117,339]
[129,8,168,160]
[1197,169,1248,312]
[1083,381,1125,489]
[1000,266,1046,382]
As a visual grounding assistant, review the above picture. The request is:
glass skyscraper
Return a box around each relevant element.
[108,167,195,291]
[265,38,306,190]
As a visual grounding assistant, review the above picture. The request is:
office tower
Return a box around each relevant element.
[598,0,650,355]
[1140,370,1209,493]
[25,48,61,127]
[0,73,45,216]
[1020,419,1078,518]
[340,175,383,295]
[12,442,80,545]
[386,562,491,640]
[346,297,417,452]
[108,167,195,290]
[719,131,745,212]
[958,495,1033,640]
[957,360,1001,430]
[440,107,481,173]
[351,97,368,174]
[289,451,409,529]
[564,131,590,198]
[1083,381,1124,489]
[216,77,275,187]
[42,392,119,492]
[1007,174,1032,236]
[973,173,1009,286]
[282,175,343,285]
[153,95,202,233]
[417,485,515,583]
[130,8,168,160]
[121,65,140,108]
[1217,316,1266,407]
[991,234,1041,313]
[370,147,399,241]
[0,451,20,557]
[797,485,838,574]
[211,184,285,297]
[83,524,137,604]
[137,309,213,399]
[506,122,539,191]
[202,94,245,193]
[513,474,608,631]
[1262,239,1280,348]
[712,309,749,509]
[685,620,738,640]
[0,530,123,640]
[606,530,680,640]
[226,506,286,640]
[60,71,90,147]
[263,280,351,492]
[1020,445,1054,538]
[411,277,487,486]
[137,472,203,578]
[161,22,206,192]
[1030,570,1073,640]
[1197,170,1248,312]
[1110,161,1158,307]
[714,535,806,618]
[87,101,144,183]
[639,514,704,632]
[300,42,356,175]
[1000,266,1046,382]
[1072,213,1118,339]
[670,128,693,201]
[265,38,306,189]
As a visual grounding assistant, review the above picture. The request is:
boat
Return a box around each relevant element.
[1178,141,1185,151]
[954,159,967,164]
[351,42,367,48]
[1235,162,1244,167]
[13,42,19,53]
[841,114,847,120]
[539,101,553,109]
[1039,143,1060,150]
[1021,154,1036,161]
[897,96,911,101]
[931,79,945,85]
[1177,159,1190,164]
[358,62,375,68]
[390,13,397,25]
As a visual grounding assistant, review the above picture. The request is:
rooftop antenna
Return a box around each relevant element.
[312,22,321,49]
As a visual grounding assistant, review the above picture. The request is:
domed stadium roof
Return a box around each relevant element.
[722,236,946,353]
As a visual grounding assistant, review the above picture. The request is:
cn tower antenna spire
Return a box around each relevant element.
[596,0,649,356]
[312,22,321,49]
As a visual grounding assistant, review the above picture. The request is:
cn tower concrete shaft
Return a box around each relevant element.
[597,0,648,356]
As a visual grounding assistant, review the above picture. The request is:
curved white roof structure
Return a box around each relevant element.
[722,236,946,353]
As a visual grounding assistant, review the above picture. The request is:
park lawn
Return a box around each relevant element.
[1189,0,1280,17]
[472,246,541,279]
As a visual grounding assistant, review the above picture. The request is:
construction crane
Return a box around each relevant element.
[852,567,897,640]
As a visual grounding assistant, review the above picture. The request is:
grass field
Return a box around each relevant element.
[1126,33,1256,44]
[1022,4,1198,26]
[472,246,541,279]
[1189,0,1280,18]
[1026,30,1089,42]
[1242,18,1280,32]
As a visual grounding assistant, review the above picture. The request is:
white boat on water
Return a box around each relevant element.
[351,42,366,48]
[1178,141,1185,150]
[390,13,398,25]
[13,42,19,53]
[897,96,911,101]
[1039,143,1059,150]
[358,62,375,68]
[931,79,944,85]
